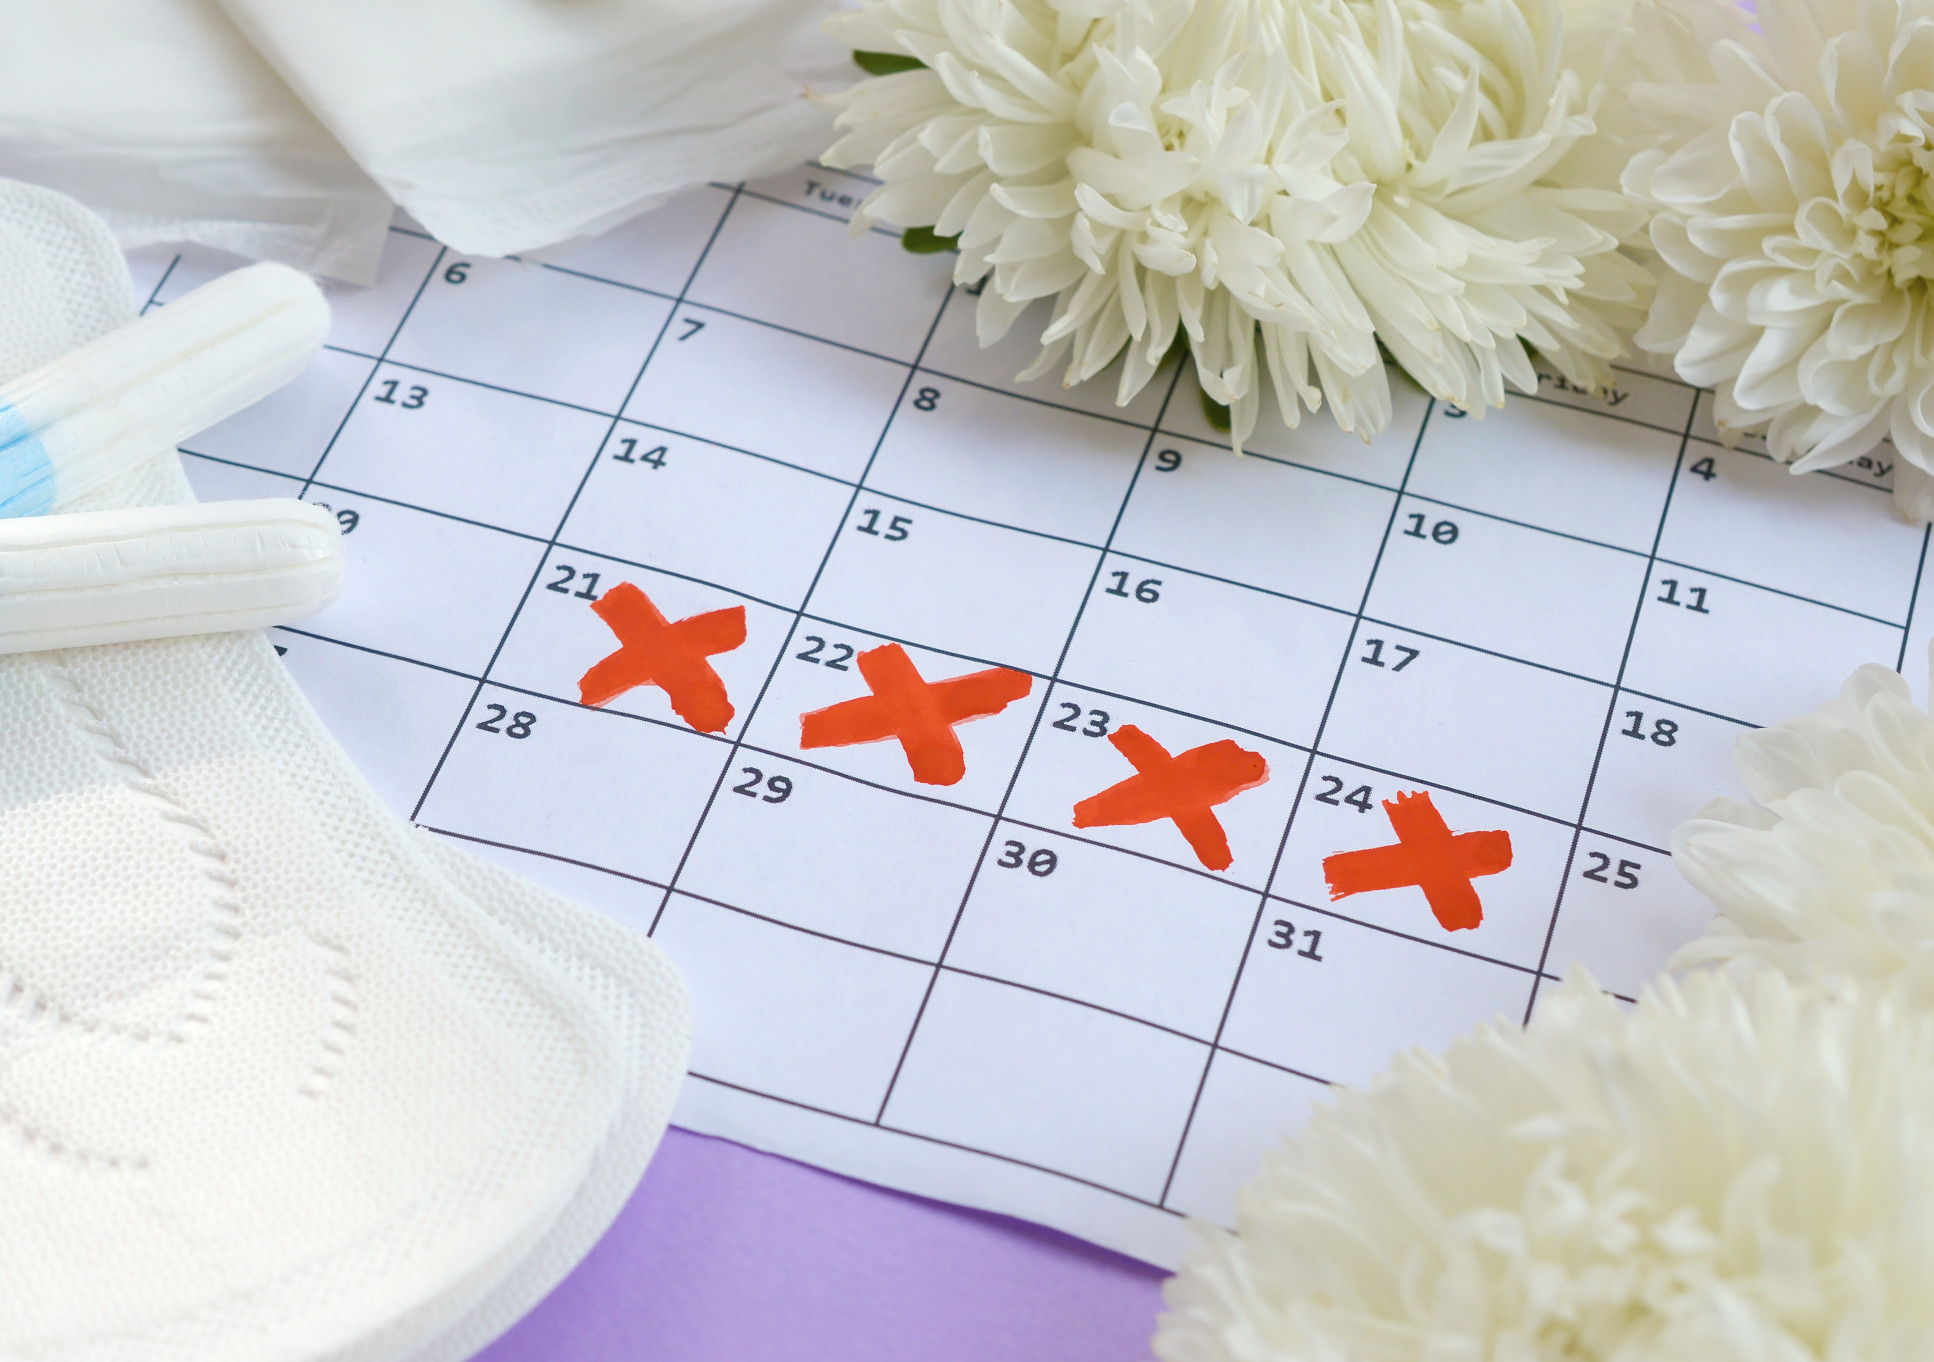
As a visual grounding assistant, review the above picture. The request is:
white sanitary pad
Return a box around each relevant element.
[216,0,852,257]
[0,0,391,284]
[0,179,691,1360]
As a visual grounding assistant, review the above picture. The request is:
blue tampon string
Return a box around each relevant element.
[0,402,55,518]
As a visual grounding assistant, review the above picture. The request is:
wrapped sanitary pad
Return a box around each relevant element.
[0,178,691,1361]
[217,0,852,256]
[0,0,391,283]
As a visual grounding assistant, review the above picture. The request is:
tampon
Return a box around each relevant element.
[0,498,343,653]
[0,263,329,517]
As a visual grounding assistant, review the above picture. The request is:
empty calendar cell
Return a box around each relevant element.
[1321,627,1610,819]
[425,831,666,938]
[1584,697,1751,850]
[1407,399,1680,552]
[180,454,302,503]
[678,755,993,961]
[918,292,1177,428]
[1003,688,1303,886]
[180,346,371,479]
[560,425,854,608]
[1060,556,1352,747]
[1659,443,1922,623]
[416,687,726,883]
[686,193,951,361]
[1544,846,1718,999]
[1162,1052,1325,1222]
[884,972,1209,1200]
[320,229,445,356]
[1623,567,1902,728]
[388,255,671,412]
[1161,364,1425,490]
[321,364,610,537]
[1524,359,1696,435]
[625,305,907,483]
[740,623,1039,815]
[945,829,1258,1040]
[809,495,1096,675]
[490,549,793,742]
[295,493,542,675]
[271,634,474,817]
[865,376,1144,544]
[1272,763,1574,972]
[655,894,934,1121]
[1111,437,1396,610]
[544,183,734,296]
[1219,910,1534,1087]
[1366,497,1646,682]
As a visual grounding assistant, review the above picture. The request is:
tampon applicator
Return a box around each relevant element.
[0,262,329,516]
[0,498,344,653]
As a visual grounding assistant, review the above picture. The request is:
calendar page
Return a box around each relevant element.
[128,164,1934,1269]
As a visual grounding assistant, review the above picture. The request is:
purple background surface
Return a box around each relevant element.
[477,1128,1168,1361]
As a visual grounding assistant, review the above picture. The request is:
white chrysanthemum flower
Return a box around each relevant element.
[1673,661,1934,996]
[1154,967,1934,1362]
[820,0,1651,447]
[1621,0,1934,519]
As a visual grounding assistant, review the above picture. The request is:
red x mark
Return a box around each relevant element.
[578,583,746,734]
[1321,791,1511,931]
[799,643,1032,785]
[1072,725,1270,871]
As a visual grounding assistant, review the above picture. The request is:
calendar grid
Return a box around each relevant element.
[142,169,1934,1262]
[407,188,748,823]
[869,365,1189,1126]
[298,238,446,501]
[1157,407,1433,1206]
[1522,393,1700,1021]
[636,273,964,936]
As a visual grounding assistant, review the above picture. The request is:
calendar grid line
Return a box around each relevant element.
[612,418,861,486]
[1397,492,1651,558]
[916,364,1168,433]
[1684,435,1895,494]
[275,593,1677,889]
[1265,893,1556,977]
[407,186,749,823]
[440,792,1569,1048]
[299,245,445,500]
[137,253,180,313]
[1520,390,1703,1022]
[1615,685,1757,731]
[533,261,681,303]
[1174,435,1403,494]
[1898,526,1933,670]
[689,1071,1189,1214]
[353,356,617,419]
[424,826,671,891]
[1157,404,1436,1209]
[869,364,1191,1126]
[1650,557,1906,628]
[730,189,905,238]
[1509,389,1688,438]
[642,279,965,937]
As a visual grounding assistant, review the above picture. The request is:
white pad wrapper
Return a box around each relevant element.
[0,178,692,1361]
[0,0,390,284]
[215,0,853,257]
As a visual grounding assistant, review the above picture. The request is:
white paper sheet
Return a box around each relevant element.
[131,165,1934,1269]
